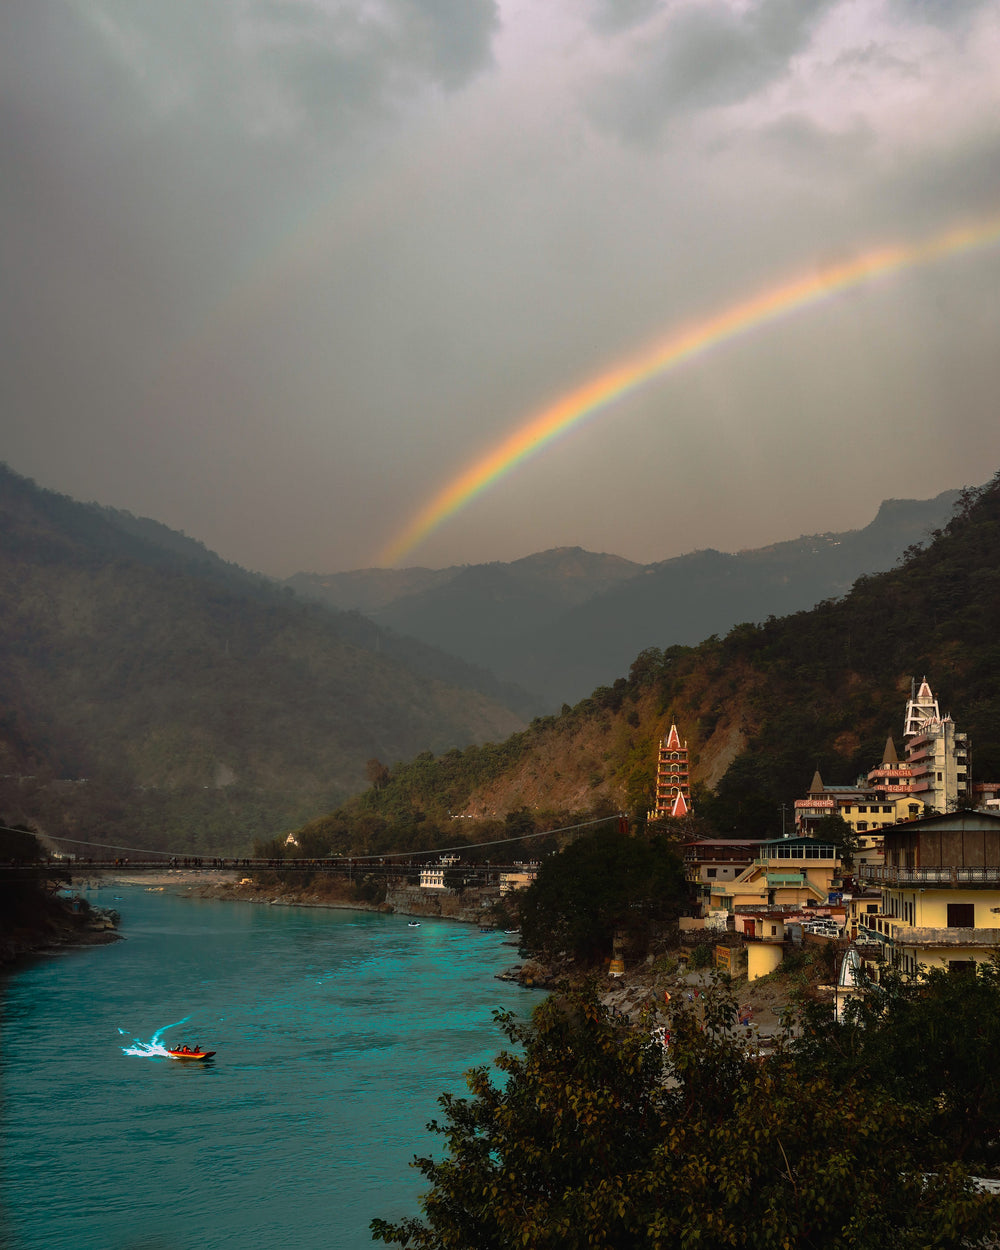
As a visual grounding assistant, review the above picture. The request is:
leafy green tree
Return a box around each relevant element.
[371,991,668,1249]
[517,827,686,964]
[811,813,858,868]
[503,806,536,839]
[371,982,1000,1248]
[795,958,1000,1170]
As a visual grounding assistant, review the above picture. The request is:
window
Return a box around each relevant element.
[706,868,717,878]
[857,805,868,813]
[947,902,975,928]
[882,806,892,813]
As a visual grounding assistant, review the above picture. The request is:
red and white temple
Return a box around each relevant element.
[651,724,692,818]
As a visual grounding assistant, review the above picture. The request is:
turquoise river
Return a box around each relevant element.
[0,886,537,1249]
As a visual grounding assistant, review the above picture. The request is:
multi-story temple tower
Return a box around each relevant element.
[652,724,692,818]
[902,677,969,813]
[903,677,941,738]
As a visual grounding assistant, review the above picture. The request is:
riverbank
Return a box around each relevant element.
[173,874,503,928]
[494,950,806,1042]
[0,887,121,967]
[81,870,803,1036]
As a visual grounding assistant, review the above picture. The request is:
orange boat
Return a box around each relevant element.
[166,1046,216,1061]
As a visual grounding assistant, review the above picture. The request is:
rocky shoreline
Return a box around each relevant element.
[0,892,122,968]
[494,951,793,1042]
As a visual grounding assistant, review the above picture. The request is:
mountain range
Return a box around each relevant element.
[0,460,978,854]
[299,473,1000,856]
[0,465,525,852]
[287,490,960,708]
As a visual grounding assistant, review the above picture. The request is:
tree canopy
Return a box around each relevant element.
[372,972,1000,1248]
[516,828,687,964]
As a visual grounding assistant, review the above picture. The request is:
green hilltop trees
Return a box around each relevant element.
[517,827,687,965]
[372,970,1000,1249]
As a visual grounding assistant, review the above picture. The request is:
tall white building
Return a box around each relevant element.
[900,677,969,813]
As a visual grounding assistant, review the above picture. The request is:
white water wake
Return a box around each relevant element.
[118,1015,192,1058]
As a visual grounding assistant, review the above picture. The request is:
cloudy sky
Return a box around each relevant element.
[3,0,1000,575]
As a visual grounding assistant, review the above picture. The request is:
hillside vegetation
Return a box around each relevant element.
[0,465,526,853]
[284,472,1000,855]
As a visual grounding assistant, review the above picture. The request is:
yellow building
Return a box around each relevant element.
[844,889,882,941]
[710,835,841,915]
[857,810,1000,974]
[499,865,538,896]
[682,838,763,916]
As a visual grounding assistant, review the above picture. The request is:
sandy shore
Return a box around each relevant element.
[79,868,239,889]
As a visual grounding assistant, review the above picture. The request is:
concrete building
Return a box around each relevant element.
[683,839,764,916]
[794,678,984,859]
[857,810,1000,974]
[709,835,841,917]
[899,678,970,812]
[499,865,538,896]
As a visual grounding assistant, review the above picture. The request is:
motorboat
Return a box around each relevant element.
[166,1046,216,1061]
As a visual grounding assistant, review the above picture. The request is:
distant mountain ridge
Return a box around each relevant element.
[291,473,1000,856]
[287,491,961,708]
[0,465,527,851]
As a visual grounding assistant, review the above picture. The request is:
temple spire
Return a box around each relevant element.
[904,675,940,737]
[650,724,692,818]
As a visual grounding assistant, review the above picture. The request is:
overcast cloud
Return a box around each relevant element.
[2,0,999,575]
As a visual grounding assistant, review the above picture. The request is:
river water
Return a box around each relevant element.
[0,887,537,1250]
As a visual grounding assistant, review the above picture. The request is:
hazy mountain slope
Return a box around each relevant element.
[287,564,462,615]
[289,494,959,712]
[367,549,642,665]
[0,465,525,851]
[487,491,962,706]
[316,474,999,847]
[288,548,642,666]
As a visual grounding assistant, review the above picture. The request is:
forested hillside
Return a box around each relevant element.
[284,473,1000,856]
[0,466,526,852]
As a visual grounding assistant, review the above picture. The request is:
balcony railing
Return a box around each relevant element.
[860,865,1000,887]
[859,921,1000,948]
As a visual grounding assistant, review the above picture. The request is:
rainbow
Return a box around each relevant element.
[378,211,1000,567]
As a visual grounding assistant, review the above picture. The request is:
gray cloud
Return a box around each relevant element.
[893,0,995,26]
[589,0,838,142]
[1,0,999,577]
[588,0,661,35]
[258,0,500,136]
